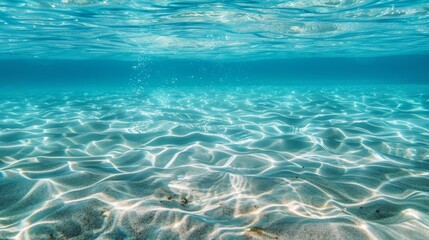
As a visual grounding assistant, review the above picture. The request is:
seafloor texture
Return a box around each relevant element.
[0,86,429,240]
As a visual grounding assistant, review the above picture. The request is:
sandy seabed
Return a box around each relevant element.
[0,86,428,240]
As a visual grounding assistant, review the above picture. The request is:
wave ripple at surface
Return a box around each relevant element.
[0,85,429,240]
[1,0,429,59]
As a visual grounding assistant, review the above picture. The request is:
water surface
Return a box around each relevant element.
[2,0,429,60]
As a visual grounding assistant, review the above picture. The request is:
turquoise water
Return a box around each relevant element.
[2,0,429,59]
[1,1,429,240]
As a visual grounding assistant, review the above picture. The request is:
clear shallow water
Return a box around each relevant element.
[1,86,428,239]
[2,0,429,60]
[1,0,429,239]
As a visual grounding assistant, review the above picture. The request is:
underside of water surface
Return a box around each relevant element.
[2,0,429,60]
[1,1,429,240]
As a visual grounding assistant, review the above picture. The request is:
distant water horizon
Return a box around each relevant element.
[1,55,429,90]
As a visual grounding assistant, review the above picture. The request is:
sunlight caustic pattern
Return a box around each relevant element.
[0,86,428,239]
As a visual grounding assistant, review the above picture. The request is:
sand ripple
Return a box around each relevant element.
[0,86,429,239]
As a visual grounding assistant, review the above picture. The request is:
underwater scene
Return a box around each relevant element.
[1,1,429,240]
